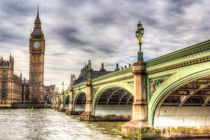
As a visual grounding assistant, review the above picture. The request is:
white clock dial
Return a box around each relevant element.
[33,41,40,48]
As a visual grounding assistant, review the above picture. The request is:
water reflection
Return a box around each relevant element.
[0,109,124,140]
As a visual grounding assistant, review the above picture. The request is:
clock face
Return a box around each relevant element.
[33,41,40,49]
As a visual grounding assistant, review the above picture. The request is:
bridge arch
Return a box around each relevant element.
[93,84,134,116]
[58,96,61,107]
[73,92,86,113]
[149,68,210,126]
[64,95,69,109]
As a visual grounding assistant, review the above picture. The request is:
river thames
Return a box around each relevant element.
[1,109,210,140]
[0,109,124,140]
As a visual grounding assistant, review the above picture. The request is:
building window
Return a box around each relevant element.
[1,81,7,99]
[1,89,6,99]
[2,70,6,77]
[2,82,6,89]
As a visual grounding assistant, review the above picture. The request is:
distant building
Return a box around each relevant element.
[44,85,56,104]
[73,63,120,85]
[22,79,30,103]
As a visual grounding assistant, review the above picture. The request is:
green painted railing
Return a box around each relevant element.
[73,67,132,89]
[92,67,132,83]
[146,40,210,66]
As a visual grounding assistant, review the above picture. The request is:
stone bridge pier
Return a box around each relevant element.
[122,61,150,138]
[65,87,73,115]
[58,93,65,112]
[80,80,93,120]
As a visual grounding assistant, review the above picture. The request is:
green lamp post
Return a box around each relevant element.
[88,59,91,80]
[70,74,73,87]
[62,81,64,93]
[136,20,144,62]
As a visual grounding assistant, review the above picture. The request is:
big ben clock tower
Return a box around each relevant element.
[29,8,45,104]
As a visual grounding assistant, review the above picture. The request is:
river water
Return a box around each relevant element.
[0,109,124,140]
[1,109,209,140]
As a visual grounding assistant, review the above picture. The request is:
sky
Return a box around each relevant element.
[0,0,210,91]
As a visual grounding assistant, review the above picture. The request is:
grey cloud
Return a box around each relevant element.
[65,35,86,46]
[91,16,115,26]
[168,0,197,14]
[60,0,89,7]
[0,0,210,89]
[0,27,24,44]
[54,27,86,46]
[0,1,32,16]
[0,29,16,42]
[142,16,159,27]
[96,44,116,54]
[81,48,94,53]
[51,53,66,56]
[51,25,116,54]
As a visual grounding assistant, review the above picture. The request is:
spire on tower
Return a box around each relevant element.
[31,5,44,36]
[35,5,41,24]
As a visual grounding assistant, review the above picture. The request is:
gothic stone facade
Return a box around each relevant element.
[0,9,45,107]
[0,56,23,107]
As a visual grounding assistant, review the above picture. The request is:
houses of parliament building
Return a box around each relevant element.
[0,9,46,107]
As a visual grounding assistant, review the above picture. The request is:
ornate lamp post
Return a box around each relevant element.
[70,74,74,87]
[62,81,64,93]
[122,20,148,138]
[88,59,91,80]
[136,20,144,62]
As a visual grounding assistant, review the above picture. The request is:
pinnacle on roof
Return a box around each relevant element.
[100,63,106,72]
[115,63,120,71]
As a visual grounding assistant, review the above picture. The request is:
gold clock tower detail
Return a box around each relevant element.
[29,8,45,104]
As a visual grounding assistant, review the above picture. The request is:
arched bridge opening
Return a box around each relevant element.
[74,93,86,114]
[95,87,133,120]
[64,95,69,109]
[154,75,210,127]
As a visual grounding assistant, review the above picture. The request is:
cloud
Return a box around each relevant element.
[0,0,210,90]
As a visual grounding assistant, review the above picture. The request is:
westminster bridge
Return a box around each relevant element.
[52,39,210,139]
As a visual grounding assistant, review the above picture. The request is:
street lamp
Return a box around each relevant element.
[62,81,64,94]
[88,59,91,80]
[70,74,74,87]
[136,20,144,62]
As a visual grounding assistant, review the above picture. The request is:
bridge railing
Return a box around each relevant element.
[92,67,132,83]
[145,40,210,74]
[73,67,132,90]
[146,40,210,67]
